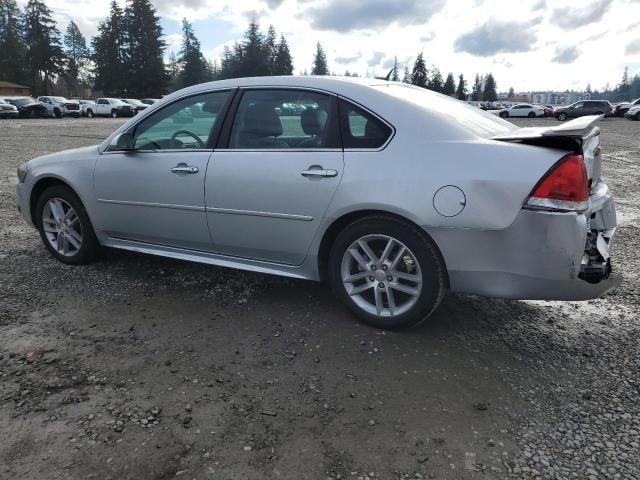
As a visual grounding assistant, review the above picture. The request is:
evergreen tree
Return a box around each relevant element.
[482,73,497,102]
[23,0,64,94]
[618,66,630,95]
[124,0,167,97]
[410,52,428,88]
[92,1,126,95]
[167,50,180,89]
[402,65,411,83]
[264,24,277,74]
[311,42,328,75]
[241,21,268,77]
[390,56,399,81]
[470,73,483,101]
[455,74,467,100]
[507,86,515,99]
[274,34,293,75]
[427,66,443,92]
[0,0,28,84]
[62,21,89,96]
[177,18,209,88]
[443,72,456,96]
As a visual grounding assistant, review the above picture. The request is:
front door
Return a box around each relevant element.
[94,90,232,251]
[205,88,343,265]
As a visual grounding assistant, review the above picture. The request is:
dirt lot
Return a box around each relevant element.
[0,116,638,480]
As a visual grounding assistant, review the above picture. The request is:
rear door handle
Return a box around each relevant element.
[171,163,199,174]
[300,168,338,178]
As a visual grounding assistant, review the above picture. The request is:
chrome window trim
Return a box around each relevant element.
[213,148,342,153]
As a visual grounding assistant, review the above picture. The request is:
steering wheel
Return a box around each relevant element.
[171,130,205,149]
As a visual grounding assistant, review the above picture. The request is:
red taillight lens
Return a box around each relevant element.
[526,154,589,211]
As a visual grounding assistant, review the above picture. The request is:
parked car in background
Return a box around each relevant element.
[37,96,81,118]
[77,100,97,118]
[554,100,612,121]
[542,105,555,117]
[14,77,619,329]
[614,98,640,117]
[94,98,134,118]
[4,97,50,118]
[121,98,149,113]
[497,104,545,118]
[140,98,160,105]
[624,105,640,120]
[0,98,19,118]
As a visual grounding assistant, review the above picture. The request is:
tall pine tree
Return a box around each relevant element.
[0,0,28,84]
[311,42,328,75]
[482,73,497,102]
[177,18,210,88]
[443,72,456,96]
[470,74,483,101]
[23,0,64,94]
[427,66,443,92]
[410,53,428,88]
[456,74,467,100]
[390,56,399,81]
[92,1,126,95]
[62,21,89,96]
[274,34,293,75]
[124,0,167,96]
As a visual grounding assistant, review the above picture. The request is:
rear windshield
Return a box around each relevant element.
[373,83,516,137]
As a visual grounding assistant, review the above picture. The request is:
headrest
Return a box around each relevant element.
[242,104,283,137]
[300,107,327,136]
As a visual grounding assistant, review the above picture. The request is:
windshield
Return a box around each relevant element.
[51,96,68,102]
[12,98,37,106]
[107,98,124,105]
[126,99,142,105]
[374,83,515,137]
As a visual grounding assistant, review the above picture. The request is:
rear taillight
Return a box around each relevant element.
[525,154,589,212]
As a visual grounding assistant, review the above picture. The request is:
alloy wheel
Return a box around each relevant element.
[41,198,83,257]
[341,234,422,317]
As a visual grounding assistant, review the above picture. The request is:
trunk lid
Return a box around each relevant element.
[491,115,602,191]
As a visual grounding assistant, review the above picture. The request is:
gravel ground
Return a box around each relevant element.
[0,116,638,480]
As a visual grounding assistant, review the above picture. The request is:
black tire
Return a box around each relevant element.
[595,111,604,115]
[499,111,509,118]
[86,109,94,118]
[35,185,99,265]
[110,109,118,118]
[53,108,61,118]
[557,113,568,121]
[527,112,535,118]
[328,215,446,330]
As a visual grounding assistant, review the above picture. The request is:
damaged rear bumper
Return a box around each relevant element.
[428,181,621,301]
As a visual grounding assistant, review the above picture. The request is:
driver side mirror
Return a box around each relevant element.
[110,132,134,151]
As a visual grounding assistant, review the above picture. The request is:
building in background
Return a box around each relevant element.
[0,81,32,96]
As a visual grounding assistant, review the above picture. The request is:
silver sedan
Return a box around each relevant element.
[15,77,620,329]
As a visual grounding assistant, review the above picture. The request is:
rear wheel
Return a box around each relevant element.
[635,112,640,121]
[328,216,446,329]
[557,112,568,121]
[35,186,99,265]
[595,111,604,116]
[527,112,535,118]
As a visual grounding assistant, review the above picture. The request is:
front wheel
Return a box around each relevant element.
[86,109,94,118]
[110,109,118,118]
[53,108,61,119]
[328,216,446,329]
[35,185,99,265]
[499,111,509,118]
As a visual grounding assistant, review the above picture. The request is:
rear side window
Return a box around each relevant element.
[339,99,392,149]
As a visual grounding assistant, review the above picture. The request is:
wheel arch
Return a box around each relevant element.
[316,209,450,287]
[30,176,85,226]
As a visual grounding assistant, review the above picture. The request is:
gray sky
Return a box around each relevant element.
[37,0,640,91]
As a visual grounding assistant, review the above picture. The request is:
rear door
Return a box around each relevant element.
[205,88,343,265]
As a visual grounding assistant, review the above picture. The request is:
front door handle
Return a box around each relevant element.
[171,163,199,174]
[301,167,338,178]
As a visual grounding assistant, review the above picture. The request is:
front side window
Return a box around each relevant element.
[339,99,392,149]
[227,89,339,149]
[572,102,584,109]
[132,90,230,151]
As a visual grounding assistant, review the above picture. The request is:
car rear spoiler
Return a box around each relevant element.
[490,115,603,190]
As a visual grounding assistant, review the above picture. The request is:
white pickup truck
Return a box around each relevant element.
[95,98,135,118]
[37,96,81,118]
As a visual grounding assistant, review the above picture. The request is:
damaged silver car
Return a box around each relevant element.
[15,77,620,329]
